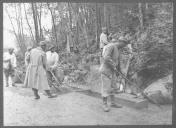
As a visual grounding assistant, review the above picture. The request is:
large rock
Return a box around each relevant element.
[143,74,173,104]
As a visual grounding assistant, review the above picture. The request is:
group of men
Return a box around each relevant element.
[24,41,60,99]
[3,41,59,99]
[3,27,131,112]
[99,27,132,112]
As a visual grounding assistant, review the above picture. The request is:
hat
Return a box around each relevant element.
[39,41,46,46]
[102,27,107,31]
[8,47,14,52]
[27,46,32,51]
[49,44,55,50]
[111,38,117,43]
[8,47,14,50]
[118,36,126,41]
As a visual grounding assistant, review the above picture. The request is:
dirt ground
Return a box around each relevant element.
[4,83,172,126]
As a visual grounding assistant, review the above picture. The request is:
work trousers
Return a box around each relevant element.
[101,72,117,97]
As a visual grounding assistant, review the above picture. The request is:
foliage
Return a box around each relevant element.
[4,2,173,89]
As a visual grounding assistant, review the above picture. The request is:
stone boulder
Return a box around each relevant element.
[143,74,173,104]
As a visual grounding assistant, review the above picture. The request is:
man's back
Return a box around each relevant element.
[30,48,44,66]
[100,43,120,76]
[103,43,119,65]
[46,51,59,67]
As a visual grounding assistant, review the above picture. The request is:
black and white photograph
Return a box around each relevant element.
[2,1,173,126]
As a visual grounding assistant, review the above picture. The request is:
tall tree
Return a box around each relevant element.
[47,3,58,45]
[31,2,39,44]
[23,3,35,43]
[138,3,144,30]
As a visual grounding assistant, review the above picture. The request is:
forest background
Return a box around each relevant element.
[3,2,173,92]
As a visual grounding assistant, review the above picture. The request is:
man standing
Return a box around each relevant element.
[3,48,17,87]
[23,46,32,87]
[24,46,32,67]
[100,27,109,50]
[27,41,56,99]
[46,44,59,86]
[99,37,131,112]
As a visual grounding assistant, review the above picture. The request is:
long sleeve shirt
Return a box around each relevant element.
[3,52,17,69]
[100,33,109,49]
[100,41,129,77]
[25,51,31,66]
[46,51,59,70]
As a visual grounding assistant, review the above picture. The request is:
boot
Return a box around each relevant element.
[32,88,40,99]
[45,90,57,98]
[12,83,16,87]
[110,95,122,108]
[102,97,110,112]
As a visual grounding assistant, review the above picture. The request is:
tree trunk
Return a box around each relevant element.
[79,6,89,49]
[96,3,101,48]
[5,7,25,55]
[68,2,72,31]
[76,3,79,48]
[23,3,35,43]
[107,4,111,30]
[37,3,43,40]
[14,4,26,54]
[47,3,58,45]
[145,3,149,10]
[68,2,74,50]
[103,4,111,31]
[19,3,26,51]
[31,3,39,45]
[104,4,108,29]
[138,3,144,30]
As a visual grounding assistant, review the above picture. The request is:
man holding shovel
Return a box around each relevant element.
[99,37,131,112]
[27,41,56,99]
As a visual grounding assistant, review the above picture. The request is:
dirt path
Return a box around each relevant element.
[4,85,172,126]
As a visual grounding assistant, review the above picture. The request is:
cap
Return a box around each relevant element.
[102,27,107,31]
[118,36,126,41]
[27,46,32,51]
[49,44,55,50]
[39,41,46,46]
[111,38,117,43]
[8,47,14,50]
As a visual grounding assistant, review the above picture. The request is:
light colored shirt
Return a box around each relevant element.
[25,51,31,66]
[3,52,17,69]
[46,51,59,69]
[100,41,129,77]
[100,33,109,49]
